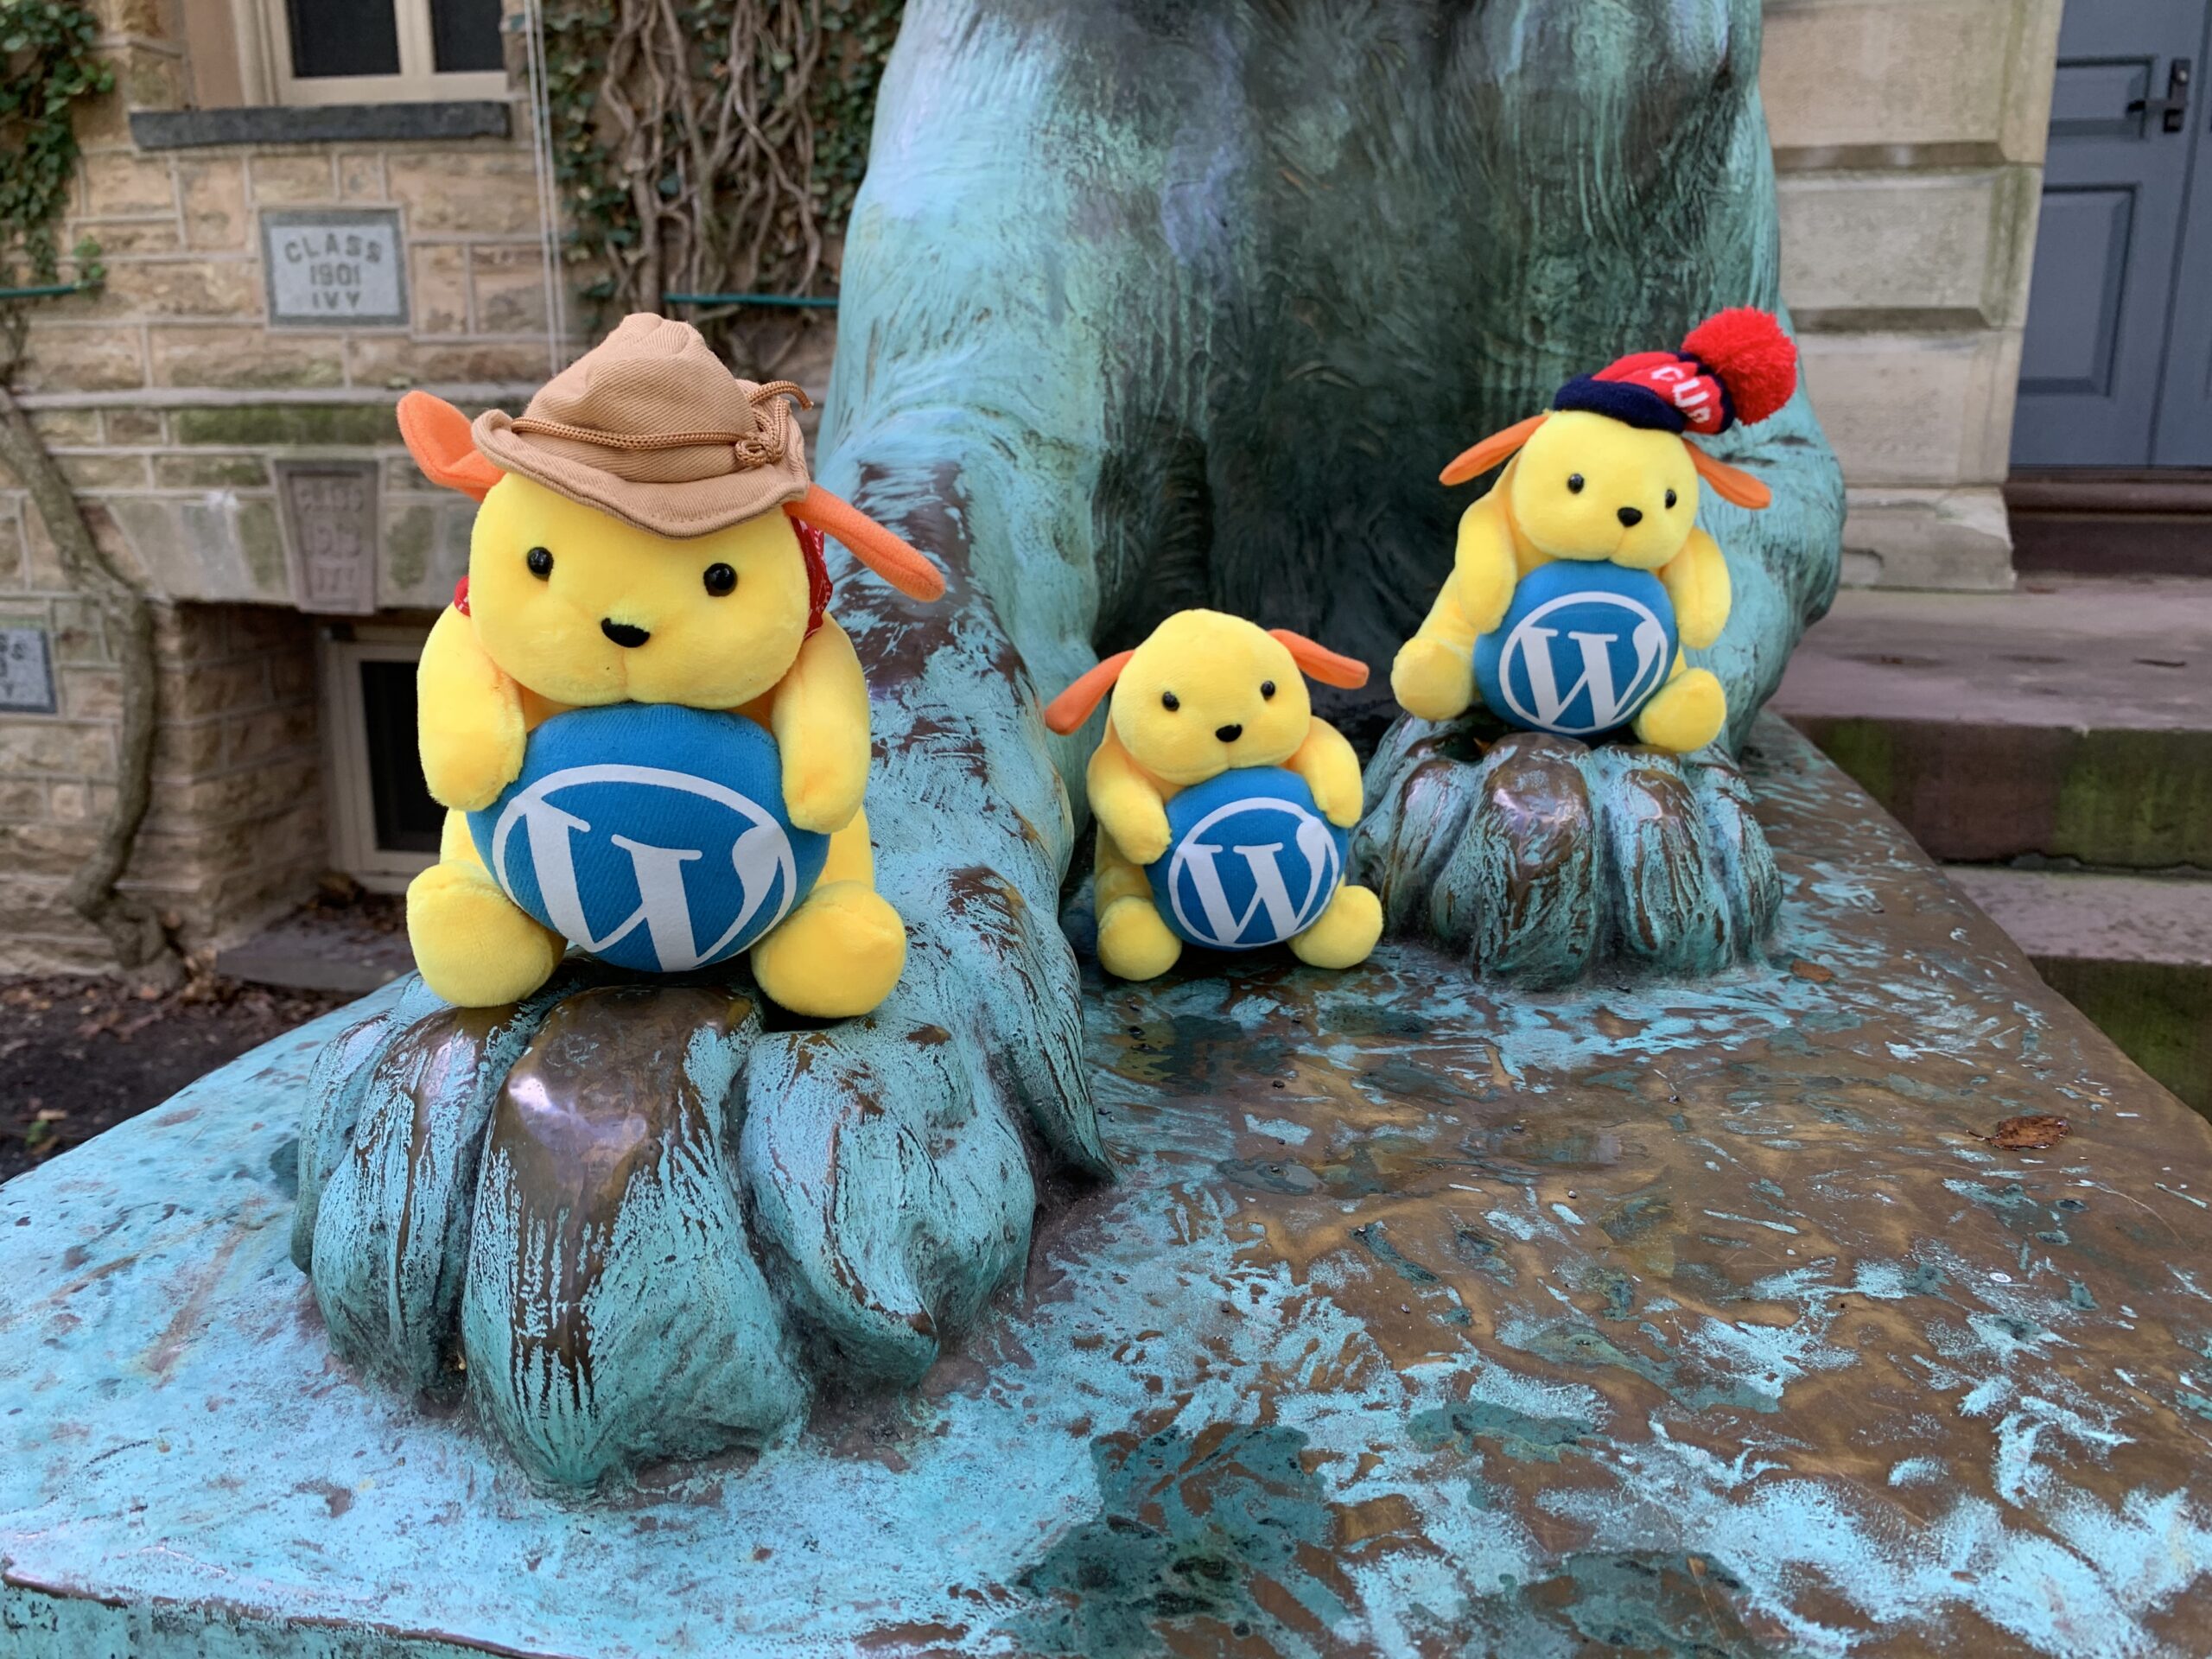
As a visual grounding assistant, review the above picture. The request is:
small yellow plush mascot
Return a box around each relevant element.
[396,314,944,1014]
[1045,611,1382,981]
[1393,308,1797,753]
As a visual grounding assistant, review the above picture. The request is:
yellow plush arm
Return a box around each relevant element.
[1450,489,1520,634]
[1392,579,1483,721]
[1391,490,1519,721]
[1284,716,1364,827]
[1087,725,1172,865]
[1659,527,1732,651]
[769,617,872,835]
[417,604,526,811]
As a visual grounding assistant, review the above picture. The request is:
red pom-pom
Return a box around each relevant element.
[1682,308,1797,426]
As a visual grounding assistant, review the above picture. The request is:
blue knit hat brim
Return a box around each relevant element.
[1551,376,1688,433]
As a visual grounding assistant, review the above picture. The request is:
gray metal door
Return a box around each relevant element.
[2014,0,2212,467]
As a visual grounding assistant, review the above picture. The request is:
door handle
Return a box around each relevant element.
[2129,58,2192,132]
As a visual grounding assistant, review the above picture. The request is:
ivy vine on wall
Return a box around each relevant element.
[541,0,905,375]
[1,0,111,371]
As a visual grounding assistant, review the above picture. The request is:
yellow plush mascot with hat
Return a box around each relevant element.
[1393,308,1797,753]
[395,314,944,1014]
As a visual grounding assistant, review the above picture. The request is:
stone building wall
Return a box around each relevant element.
[135,603,324,954]
[0,590,322,971]
[1764,0,2064,589]
[0,0,2067,975]
[0,0,553,972]
[9,115,553,613]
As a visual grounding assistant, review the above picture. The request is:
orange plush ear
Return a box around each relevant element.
[1043,651,1135,735]
[1268,630,1370,690]
[1440,413,1548,487]
[789,486,947,601]
[1689,447,1773,510]
[397,391,503,502]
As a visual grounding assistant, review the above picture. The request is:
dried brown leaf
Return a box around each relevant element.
[1988,1114,2070,1151]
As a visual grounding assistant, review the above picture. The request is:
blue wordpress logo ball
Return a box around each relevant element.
[1473,560,1679,740]
[1144,768,1349,950]
[467,705,828,975]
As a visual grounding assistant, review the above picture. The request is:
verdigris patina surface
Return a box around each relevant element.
[11,0,2198,1649]
[4,721,2211,1654]
[293,0,1840,1483]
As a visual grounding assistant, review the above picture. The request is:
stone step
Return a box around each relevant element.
[1944,865,2211,1112]
[1773,575,2212,869]
[213,901,413,996]
[2005,471,2212,579]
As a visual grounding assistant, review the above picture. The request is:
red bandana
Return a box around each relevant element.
[793,518,833,639]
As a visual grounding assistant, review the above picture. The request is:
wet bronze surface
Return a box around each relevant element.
[5,725,2209,1655]
[1051,719,2212,1654]
[461,984,807,1484]
[483,988,742,1256]
[300,1003,512,1394]
[1359,724,1783,986]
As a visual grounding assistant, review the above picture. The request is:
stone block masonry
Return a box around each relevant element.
[0,594,323,973]
[1,2,563,611]
[0,40,846,969]
[1764,0,2063,590]
[0,0,567,972]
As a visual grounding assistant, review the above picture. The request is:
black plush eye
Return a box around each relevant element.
[525,546,553,579]
[1567,474,1586,494]
[702,562,737,596]
[1664,488,1679,509]
[1161,690,1180,712]
[1260,680,1276,700]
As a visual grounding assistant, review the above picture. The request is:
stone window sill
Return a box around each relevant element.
[129,102,511,150]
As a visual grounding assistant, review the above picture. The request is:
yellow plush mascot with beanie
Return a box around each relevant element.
[1393,308,1797,753]
[397,314,944,1014]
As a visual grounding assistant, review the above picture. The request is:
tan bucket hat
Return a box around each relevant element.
[394,313,945,600]
[470,313,810,539]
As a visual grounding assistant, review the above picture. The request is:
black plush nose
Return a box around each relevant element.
[1215,723,1243,743]
[1617,505,1643,528]
[601,619,651,648]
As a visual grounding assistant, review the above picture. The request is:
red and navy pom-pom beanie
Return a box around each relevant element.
[1552,308,1799,438]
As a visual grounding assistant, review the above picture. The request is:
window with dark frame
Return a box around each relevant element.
[284,0,401,79]
[429,0,503,73]
[358,658,443,855]
[284,0,502,82]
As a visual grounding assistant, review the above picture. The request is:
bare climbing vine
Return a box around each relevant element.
[542,0,902,374]
[1,3,176,982]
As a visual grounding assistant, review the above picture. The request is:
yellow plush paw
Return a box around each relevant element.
[1633,667,1727,753]
[780,751,868,836]
[1289,882,1382,969]
[1096,799,1172,867]
[750,880,907,1018]
[1298,758,1365,828]
[419,716,526,813]
[1390,638,1473,723]
[407,861,564,1006]
[1453,556,1516,636]
[1096,895,1182,982]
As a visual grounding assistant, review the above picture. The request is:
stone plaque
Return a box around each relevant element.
[0,626,56,715]
[259,209,408,327]
[274,461,381,615]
